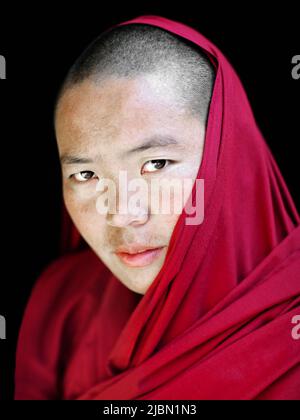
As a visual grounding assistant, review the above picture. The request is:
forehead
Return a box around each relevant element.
[55,77,201,154]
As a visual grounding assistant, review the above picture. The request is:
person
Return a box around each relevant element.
[15,15,300,400]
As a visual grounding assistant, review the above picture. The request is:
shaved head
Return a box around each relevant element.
[55,24,215,124]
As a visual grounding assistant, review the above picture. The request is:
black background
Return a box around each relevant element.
[0,2,299,400]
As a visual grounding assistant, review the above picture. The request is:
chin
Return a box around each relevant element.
[96,250,164,294]
[119,272,158,295]
[129,285,147,295]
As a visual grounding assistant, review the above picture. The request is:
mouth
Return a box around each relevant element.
[115,246,166,268]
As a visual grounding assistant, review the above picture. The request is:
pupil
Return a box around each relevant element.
[82,171,92,179]
[153,160,165,169]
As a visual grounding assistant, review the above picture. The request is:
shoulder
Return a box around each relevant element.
[38,247,103,280]
[15,248,109,399]
[23,248,111,326]
[17,248,111,355]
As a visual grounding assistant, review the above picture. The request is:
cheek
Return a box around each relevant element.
[63,189,105,237]
[152,212,181,241]
[150,176,195,217]
[63,182,97,215]
[63,189,84,220]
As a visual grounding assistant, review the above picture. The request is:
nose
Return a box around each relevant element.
[106,182,149,227]
[106,207,149,227]
[96,171,150,227]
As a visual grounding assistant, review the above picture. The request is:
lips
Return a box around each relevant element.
[115,246,165,268]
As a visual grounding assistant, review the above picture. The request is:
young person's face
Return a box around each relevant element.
[55,76,205,294]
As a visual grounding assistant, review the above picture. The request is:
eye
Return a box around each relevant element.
[71,171,98,183]
[141,159,171,174]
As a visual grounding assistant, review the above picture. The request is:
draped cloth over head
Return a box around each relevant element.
[15,15,300,400]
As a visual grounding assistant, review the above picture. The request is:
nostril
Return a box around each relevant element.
[106,211,148,227]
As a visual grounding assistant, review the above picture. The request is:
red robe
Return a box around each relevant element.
[15,15,300,400]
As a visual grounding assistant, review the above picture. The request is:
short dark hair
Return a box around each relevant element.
[55,24,215,124]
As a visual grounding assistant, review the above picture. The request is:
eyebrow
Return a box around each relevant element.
[60,155,94,165]
[123,135,180,156]
[60,135,181,165]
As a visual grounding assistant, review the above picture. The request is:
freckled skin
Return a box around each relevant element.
[55,76,205,294]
